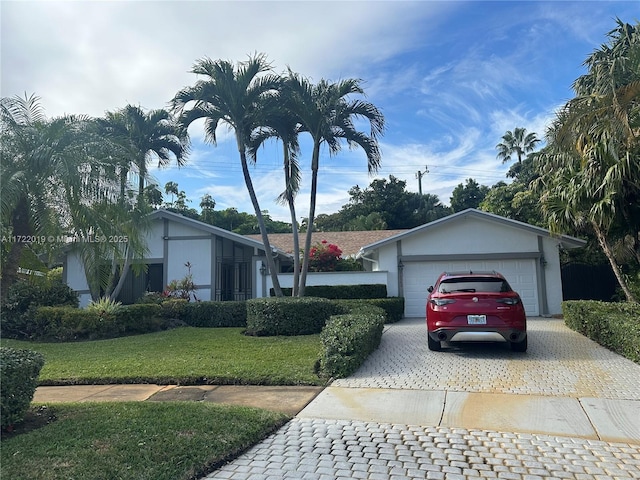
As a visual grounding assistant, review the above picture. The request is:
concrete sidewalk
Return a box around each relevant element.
[297,386,640,444]
[33,384,324,417]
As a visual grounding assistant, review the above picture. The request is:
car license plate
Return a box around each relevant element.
[467,315,487,325]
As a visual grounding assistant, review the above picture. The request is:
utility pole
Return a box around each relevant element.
[416,165,429,195]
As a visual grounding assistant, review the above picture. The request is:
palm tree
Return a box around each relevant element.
[99,105,189,206]
[536,19,639,302]
[171,54,284,296]
[496,127,540,164]
[249,107,303,295]
[285,71,385,296]
[0,94,136,299]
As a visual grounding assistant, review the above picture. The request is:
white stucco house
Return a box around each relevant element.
[355,209,586,317]
[64,209,292,307]
[64,208,586,316]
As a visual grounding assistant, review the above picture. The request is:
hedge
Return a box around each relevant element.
[181,301,247,327]
[332,297,404,323]
[245,297,336,336]
[32,304,164,342]
[1,347,45,429]
[1,279,79,340]
[273,284,388,299]
[318,304,386,378]
[563,300,640,363]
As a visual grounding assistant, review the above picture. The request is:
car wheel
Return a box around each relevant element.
[511,335,527,352]
[428,335,441,351]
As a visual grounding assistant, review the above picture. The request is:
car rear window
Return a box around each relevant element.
[438,277,512,294]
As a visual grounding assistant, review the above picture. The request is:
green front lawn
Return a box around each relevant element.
[1,402,288,480]
[0,327,324,386]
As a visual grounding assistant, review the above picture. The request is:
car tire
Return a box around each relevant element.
[428,335,442,351]
[511,335,527,352]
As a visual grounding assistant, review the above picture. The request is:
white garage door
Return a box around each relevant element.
[403,259,539,317]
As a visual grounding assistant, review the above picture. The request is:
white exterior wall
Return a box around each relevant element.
[261,271,389,297]
[400,217,538,255]
[65,250,92,307]
[541,236,564,314]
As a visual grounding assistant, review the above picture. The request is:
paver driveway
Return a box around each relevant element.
[205,317,640,479]
[333,317,640,398]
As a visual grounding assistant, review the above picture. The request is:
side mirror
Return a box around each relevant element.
[427,286,434,293]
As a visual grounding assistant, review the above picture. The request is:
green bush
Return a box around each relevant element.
[1,347,45,429]
[563,300,640,363]
[332,297,405,323]
[246,297,335,336]
[159,298,189,320]
[116,304,165,334]
[318,304,386,378]
[182,301,247,327]
[1,279,79,339]
[34,307,120,341]
[31,304,165,341]
[272,284,388,299]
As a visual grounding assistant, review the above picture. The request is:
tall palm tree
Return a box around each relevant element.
[496,127,540,164]
[171,54,284,295]
[537,19,639,302]
[249,107,303,295]
[100,105,189,206]
[285,72,385,296]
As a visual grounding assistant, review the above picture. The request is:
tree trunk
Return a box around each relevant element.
[298,142,321,297]
[237,138,283,297]
[592,221,638,303]
[284,149,300,297]
[1,196,31,299]
[108,244,133,301]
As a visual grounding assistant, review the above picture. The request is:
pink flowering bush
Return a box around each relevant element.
[308,240,343,272]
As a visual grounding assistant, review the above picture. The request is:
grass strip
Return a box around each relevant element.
[1,327,324,386]
[1,402,288,480]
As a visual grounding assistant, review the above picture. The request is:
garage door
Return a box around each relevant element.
[403,259,539,317]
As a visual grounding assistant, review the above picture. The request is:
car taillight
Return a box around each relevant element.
[496,297,520,305]
[430,298,456,306]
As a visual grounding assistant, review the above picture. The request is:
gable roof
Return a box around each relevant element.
[357,209,587,257]
[148,209,292,258]
[248,230,407,257]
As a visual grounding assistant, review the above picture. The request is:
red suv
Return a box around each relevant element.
[426,271,527,352]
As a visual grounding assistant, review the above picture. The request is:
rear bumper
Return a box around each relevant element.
[428,327,526,344]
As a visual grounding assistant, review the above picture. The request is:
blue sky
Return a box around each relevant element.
[2,1,638,223]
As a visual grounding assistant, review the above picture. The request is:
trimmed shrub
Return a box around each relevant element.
[182,301,247,328]
[563,300,640,363]
[116,304,165,334]
[272,284,388,299]
[318,304,386,378]
[1,347,45,429]
[32,304,165,341]
[246,297,335,336]
[159,298,189,320]
[1,279,79,339]
[332,297,405,323]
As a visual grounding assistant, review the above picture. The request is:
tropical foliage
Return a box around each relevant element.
[535,19,640,302]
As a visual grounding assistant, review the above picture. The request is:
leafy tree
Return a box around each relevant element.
[144,184,163,209]
[536,19,640,302]
[450,178,490,212]
[172,54,284,295]
[496,127,540,164]
[199,194,216,224]
[285,71,385,296]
